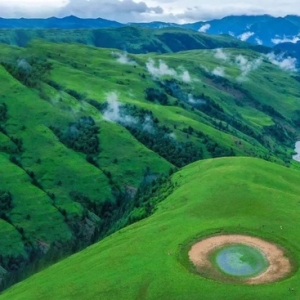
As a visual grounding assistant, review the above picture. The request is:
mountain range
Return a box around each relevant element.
[1,14,300,48]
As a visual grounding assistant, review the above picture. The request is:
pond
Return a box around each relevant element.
[213,244,269,277]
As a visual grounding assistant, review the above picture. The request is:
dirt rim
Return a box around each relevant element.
[188,234,291,284]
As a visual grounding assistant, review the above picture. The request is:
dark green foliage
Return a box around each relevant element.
[109,103,203,167]
[51,117,100,155]
[145,87,168,105]
[0,191,13,213]
[159,79,187,101]
[128,175,175,224]
[263,123,292,143]
[1,57,52,88]
[65,89,86,101]
[0,103,7,122]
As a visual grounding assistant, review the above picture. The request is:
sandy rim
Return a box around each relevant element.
[188,234,292,285]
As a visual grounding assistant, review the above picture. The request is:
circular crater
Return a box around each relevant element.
[213,244,268,277]
[188,234,292,284]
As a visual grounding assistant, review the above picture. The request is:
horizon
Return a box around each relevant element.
[0,13,300,24]
[1,0,300,23]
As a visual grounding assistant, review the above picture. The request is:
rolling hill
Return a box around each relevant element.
[0,36,300,291]
[1,15,300,48]
[1,157,300,299]
[0,26,263,53]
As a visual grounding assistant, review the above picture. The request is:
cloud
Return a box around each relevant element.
[212,67,226,77]
[3,0,300,23]
[198,24,211,33]
[146,59,192,83]
[187,94,206,104]
[266,53,297,72]
[255,38,263,45]
[238,31,255,42]
[271,35,300,45]
[103,92,137,124]
[214,48,229,61]
[180,69,192,83]
[112,51,136,65]
[17,58,32,72]
[57,0,164,22]
[235,55,262,80]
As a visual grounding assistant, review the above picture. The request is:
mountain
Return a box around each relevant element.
[0,38,300,290]
[275,41,300,61]
[1,15,300,48]
[0,15,123,29]
[0,27,265,53]
[1,157,300,299]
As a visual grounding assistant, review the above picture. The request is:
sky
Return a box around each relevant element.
[0,0,299,23]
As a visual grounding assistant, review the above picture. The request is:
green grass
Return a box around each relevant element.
[0,39,300,290]
[2,157,300,299]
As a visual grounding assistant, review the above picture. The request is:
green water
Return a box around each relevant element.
[212,244,269,277]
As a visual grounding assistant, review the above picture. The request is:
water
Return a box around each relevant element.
[293,141,300,162]
[214,245,268,277]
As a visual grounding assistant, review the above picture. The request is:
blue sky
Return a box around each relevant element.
[0,0,299,22]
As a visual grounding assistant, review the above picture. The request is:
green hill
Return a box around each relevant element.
[0,40,299,289]
[1,157,300,300]
[0,27,265,53]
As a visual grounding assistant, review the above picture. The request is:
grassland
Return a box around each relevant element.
[0,37,300,289]
[0,26,258,53]
[1,157,300,299]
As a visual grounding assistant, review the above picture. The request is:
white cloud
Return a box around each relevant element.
[198,23,211,33]
[214,48,229,61]
[271,35,300,45]
[112,51,136,65]
[235,55,262,80]
[255,38,263,45]
[146,59,192,83]
[212,67,226,77]
[103,92,137,124]
[266,53,297,72]
[238,31,255,42]
[187,94,206,104]
[3,0,300,24]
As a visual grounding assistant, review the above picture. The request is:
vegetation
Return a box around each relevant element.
[0,37,299,293]
[2,157,300,299]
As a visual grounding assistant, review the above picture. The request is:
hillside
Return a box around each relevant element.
[0,16,123,29]
[0,27,264,53]
[1,157,300,299]
[1,15,300,48]
[0,40,300,289]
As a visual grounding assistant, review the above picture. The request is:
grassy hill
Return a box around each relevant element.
[0,27,266,53]
[1,157,300,299]
[0,39,299,289]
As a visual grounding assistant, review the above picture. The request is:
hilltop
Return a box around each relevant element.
[1,157,300,299]
[0,26,261,53]
[1,14,300,48]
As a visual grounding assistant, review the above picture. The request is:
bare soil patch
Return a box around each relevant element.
[189,234,291,284]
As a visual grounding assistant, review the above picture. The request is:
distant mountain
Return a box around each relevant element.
[275,41,300,60]
[182,15,300,47]
[1,15,300,48]
[0,27,265,54]
[0,15,123,29]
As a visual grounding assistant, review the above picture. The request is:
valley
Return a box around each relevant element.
[0,25,300,299]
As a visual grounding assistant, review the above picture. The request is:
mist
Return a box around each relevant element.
[146,59,192,83]
[235,55,262,81]
[266,53,297,72]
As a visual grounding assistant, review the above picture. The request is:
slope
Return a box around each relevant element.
[1,157,300,299]
[0,27,261,53]
[0,40,300,288]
